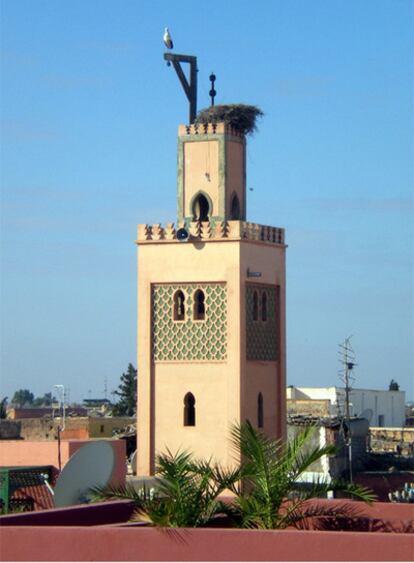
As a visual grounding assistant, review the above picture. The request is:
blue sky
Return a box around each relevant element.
[1,0,413,403]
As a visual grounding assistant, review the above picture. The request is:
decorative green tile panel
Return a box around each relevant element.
[246,285,278,361]
[152,283,227,361]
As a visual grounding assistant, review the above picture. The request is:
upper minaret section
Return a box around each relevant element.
[177,122,246,224]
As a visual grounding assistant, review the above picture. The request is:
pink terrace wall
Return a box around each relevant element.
[1,498,412,531]
[0,439,126,486]
[1,526,413,562]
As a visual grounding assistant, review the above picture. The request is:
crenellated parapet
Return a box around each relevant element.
[136,220,285,245]
[178,122,245,139]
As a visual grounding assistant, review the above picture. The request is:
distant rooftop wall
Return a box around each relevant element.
[0,416,134,441]
[0,440,126,486]
[286,399,331,418]
[7,407,87,419]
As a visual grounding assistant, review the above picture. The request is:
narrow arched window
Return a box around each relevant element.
[192,193,210,221]
[261,292,267,322]
[253,291,259,321]
[193,289,206,320]
[258,393,264,428]
[230,193,241,220]
[173,290,185,321]
[184,392,196,426]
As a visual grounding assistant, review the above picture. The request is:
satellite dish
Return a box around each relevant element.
[54,441,115,507]
[176,227,189,242]
[360,408,373,423]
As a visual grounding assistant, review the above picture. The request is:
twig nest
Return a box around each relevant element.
[195,104,263,136]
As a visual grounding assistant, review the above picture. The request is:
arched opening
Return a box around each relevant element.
[261,292,267,322]
[173,290,185,321]
[230,193,241,220]
[253,291,259,321]
[193,289,206,320]
[184,392,196,426]
[192,193,210,221]
[258,393,264,428]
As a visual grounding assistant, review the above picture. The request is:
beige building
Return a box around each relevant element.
[136,122,287,475]
[287,386,406,427]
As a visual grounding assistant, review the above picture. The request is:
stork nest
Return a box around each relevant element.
[195,104,263,135]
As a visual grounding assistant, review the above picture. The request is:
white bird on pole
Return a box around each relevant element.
[163,27,174,50]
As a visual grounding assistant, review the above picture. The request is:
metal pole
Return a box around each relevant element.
[57,425,62,472]
[338,337,356,484]
[53,384,65,473]
[344,351,353,483]
[189,59,197,123]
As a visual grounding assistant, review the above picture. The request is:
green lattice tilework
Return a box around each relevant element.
[152,283,227,361]
[246,285,278,361]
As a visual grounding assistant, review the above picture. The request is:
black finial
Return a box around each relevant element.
[209,72,216,106]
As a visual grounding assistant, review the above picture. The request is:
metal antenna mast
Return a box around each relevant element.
[338,336,357,482]
[164,53,198,123]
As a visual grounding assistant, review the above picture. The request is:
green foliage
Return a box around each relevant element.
[143,450,240,527]
[32,392,55,407]
[90,482,151,510]
[92,449,240,527]
[11,389,34,407]
[0,397,8,419]
[195,104,263,135]
[112,364,137,416]
[10,389,56,408]
[229,421,376,529]
[389,379,399,391]
[90,422,375,530]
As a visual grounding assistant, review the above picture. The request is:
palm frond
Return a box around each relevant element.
[289,443,336,480]
[280,500,366,530]
[89,482,151,507]
[229,421,375,529]
[326,480,377,503]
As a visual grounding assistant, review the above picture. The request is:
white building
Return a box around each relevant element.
[286,386,406,427]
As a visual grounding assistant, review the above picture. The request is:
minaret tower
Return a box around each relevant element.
[136,120,286,475]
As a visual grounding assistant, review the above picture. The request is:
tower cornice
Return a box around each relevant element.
[178,122,245,140]
[136,220,285,246]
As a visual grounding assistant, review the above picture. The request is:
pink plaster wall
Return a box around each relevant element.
[1,499,411,529]
[0,439,126,486]
[1,499,412,561]
[1,526,412,561]
[0,439,72,468]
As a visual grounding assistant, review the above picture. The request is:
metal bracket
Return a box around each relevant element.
[164,53,197,123]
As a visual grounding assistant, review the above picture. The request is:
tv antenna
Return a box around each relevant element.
[338,336,357,482]
[52,384,66,471]
[52,384,66,429]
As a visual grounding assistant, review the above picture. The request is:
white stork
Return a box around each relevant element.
[163,27,173,50]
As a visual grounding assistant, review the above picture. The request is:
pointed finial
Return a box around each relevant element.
[209,72,216,106]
